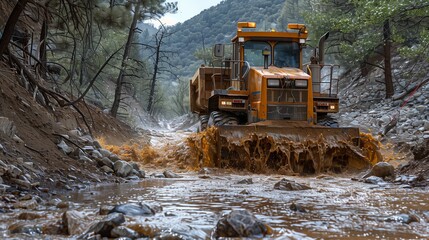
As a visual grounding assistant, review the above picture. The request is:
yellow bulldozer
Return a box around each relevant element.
[189,22,379,174]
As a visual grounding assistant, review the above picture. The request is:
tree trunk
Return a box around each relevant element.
[111,2,141,117]
[0,0,29,56]
[147,40,161,113]
[383,19,394,98]
[39,2,49,79]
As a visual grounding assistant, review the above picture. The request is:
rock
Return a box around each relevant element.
[152,173,165,178]
[163,170,183,178]
[289,203,307,212]
[79,155,94,164]
[114,160,133,177]
[138,170,146,178]
[13,134,24,143]
[109,203,155,216]
[92,140,102,149]
[80,212,125,238]
[99,149,112,158]
[41,221,64,235]
[212,210,272,238]
[109,154,121,162]
[18,212,44,220]
[91,150,103,159]
[70,148,85,159]
[394,175,419,184]
[10,177,33,189]
[99,205,114,215]
[68,129,82,137]
[127,224,161,238]
[9,222,41,235]
[127,175,140,181]
[7,164,22,178]
[236,178,253,184]
[111,226,139,239]
[82,146,95,152]
[57,140,73,154]
[57,201,71,209]
[100,166,114,174]
[0,117,16,137]
[130,162,140,171]
[13,199,38,210]
[99,157,114,168]
[363,162,395,178]
[62,210,87,235]
[240,189,250,195]
[384,213,418,224]
[364,176,385,184]
[274,178,311,191]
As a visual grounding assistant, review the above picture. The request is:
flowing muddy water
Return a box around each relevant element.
[11,173,423,239]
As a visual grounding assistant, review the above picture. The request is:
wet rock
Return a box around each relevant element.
[99,149,112,158]
[109,154,121,162]
[212,210,272,238]
[41,221,64,235]
[100,165,114,174]
[138,170,146,178]
[18,212,44,220]
[127,224,161,238]
[99,157,114,169]
[394,175,419,185]
[363,162,395,178]
[93,140,102,149]
[13,134,24,143]
[114,160,133,177]
[384,213,419,224]
[109,203,156,216]
[111,226,139,238]
[80,212,125,238]
[364,176,385,184]
[13,199,38,209]
[163,170,183,178]
[0,117,16,137]
[126,175,140,181]
[62,210,87,235]
[240,189,250,195]
[79,155,94,164]
[100,205,114,215]
[70,148,85,159]
[57,201,71,209]
[130,162,140,171]
[152,173,165,178]
[274,178,311,191]
[9,222,41,235]
[289,203,307,213]
[236,178,253,184]
[162,225,208,239]
[10,177,33,189]
[47,198,62,206]
[68,129,82,137]
[57,140,73,154]
[91,150,103,159]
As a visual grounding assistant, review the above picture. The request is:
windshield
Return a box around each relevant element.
[244,41,271,66]
[274,42,300,68]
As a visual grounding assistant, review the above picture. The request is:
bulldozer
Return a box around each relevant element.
[188,22,379,174]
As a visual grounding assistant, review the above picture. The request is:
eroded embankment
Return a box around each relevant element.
[185,127,383,174]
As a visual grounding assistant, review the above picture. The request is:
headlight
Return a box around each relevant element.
[221,101,232,106]
[267,79,280,87]
[295,79,307,88]
[329,105,336,110]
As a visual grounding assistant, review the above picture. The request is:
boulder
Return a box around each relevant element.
[363,162,395,178]
[62,210,87,235]
[80,213,125,238]
[99,157,114,169]
[13,199,38,210]
[18,212,44,220]
[114,160,133,177]
[109,203,156,217]
[274,178,311,191]
[130,162,140,171]
[99,149,112,158]
[9,222,41,235]
[163,170,183,178]
[384,213,419,224]
[99,205,114,215]
[90,150,103,159]
[212,210,272,238]
[109,154,121,162]
[364,176,385,184]
[79,156,94,164]
[7,164,22,178]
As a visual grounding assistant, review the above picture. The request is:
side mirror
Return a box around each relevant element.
[213,44,224,58]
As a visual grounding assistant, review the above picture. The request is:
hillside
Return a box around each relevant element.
[164,0,285,78]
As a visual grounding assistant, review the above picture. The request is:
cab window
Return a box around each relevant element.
[244,41,271,67]
[274,42,300,68]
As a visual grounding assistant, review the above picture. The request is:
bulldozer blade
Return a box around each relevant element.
[201,123,376,174]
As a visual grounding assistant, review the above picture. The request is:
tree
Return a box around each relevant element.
[0,0,29,56]
[304,0,429,98]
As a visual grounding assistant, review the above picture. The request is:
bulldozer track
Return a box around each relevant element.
[208,111,239,127]
[198,115,209,132]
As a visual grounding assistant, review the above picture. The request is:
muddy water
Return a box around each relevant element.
[64,173,428,239]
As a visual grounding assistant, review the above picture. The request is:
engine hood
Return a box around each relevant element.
[251,66,310,80]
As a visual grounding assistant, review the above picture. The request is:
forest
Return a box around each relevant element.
[1,0,428,121]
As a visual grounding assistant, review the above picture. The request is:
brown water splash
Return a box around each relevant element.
[186,127,383,174]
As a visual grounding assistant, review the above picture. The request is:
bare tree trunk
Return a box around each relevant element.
[147,31,164,113]
[39,1,49,79]
[0,0,29,56]
[383,19,394,98]
[111,2,141,117]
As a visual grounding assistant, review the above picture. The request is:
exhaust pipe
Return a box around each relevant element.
[318,32,329,65]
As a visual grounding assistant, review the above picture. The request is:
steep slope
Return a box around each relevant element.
[165,0,285,78]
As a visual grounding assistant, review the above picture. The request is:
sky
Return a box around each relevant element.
[151,0,223,27]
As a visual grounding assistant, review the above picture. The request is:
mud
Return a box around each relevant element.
[186,127,383,175]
